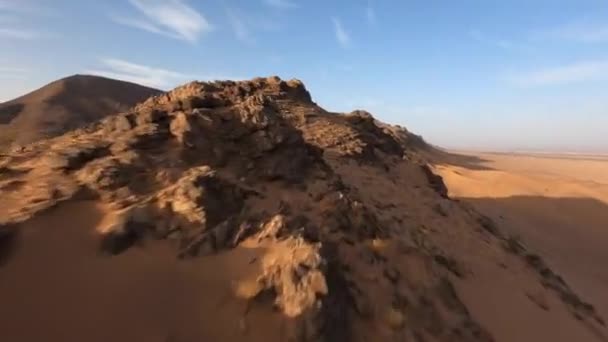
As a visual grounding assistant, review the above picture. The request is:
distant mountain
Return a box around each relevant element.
[0,74,161,150]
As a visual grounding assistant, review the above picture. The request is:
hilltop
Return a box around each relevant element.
[0,76,604,342]
[0,74,161,150]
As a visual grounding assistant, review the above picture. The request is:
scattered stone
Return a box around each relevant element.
[526,291,550,311]
[383,266,400,283]
[156,166,244,230]
[385,307,405,330]
[503,234,526,255]
[98,205,153,255]
[106,114,133,132]
[44,143,110,171]
[433,254,465,278]
[256,215,286,241]
[136,109,167,125]
[477,215,500,236]
[257,238,327,318]
[169,111,194,145]
[76,157,132,190]
[433,201,450,217]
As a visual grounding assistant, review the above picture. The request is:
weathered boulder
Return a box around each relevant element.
[156,166,244,229]
[98,205,153,255]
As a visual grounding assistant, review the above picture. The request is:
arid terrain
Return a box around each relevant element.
[0,75,160,150]
[434,152,608,325]
[0,77,606,341]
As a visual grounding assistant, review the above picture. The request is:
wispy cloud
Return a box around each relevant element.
[0,1,53,40]
[0,28,40,39]
[0,1,56,15]
[332,17,351,48]
[226,8,254,44]
[0,1,17,11]
[470,30,529,51]
[0,66,29,79]
[365,2,376,25]
[263,0,298,9]
[87,58,192,89]
[87,58,241,89]
[538,23,608,43]
[112,0,212,43]
[506,60,608,86]
[224,6,282,44]
[0,1,34,13]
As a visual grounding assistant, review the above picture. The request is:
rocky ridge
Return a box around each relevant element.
[0,76,604,341]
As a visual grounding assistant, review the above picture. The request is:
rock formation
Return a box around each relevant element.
[0,76,604,342]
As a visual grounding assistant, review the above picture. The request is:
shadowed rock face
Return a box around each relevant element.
[0,74,161,150]
[0,76,604,342]
[0,224,18,267]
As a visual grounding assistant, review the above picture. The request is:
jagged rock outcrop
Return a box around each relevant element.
[0,76,604,342]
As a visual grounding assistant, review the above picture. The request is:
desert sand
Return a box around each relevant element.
[0,75,160,150]
[0,77,606,341]
[434,151,608,340]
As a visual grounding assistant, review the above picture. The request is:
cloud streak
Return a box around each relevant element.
[0,1,36,13]
[87,58,242,89]
[470,30,529,52]
[263,0,297,9]
[0,1,56,15]
[366,2,376,25]
[112,0,212,43]
[0,66,29,79]
[87,58,192,89]
[226,8,253,44]
[0,28,40,39]
[0,1,53,40]
[332,17,350,48]
[506,60,608,86]
[224,6,282,45]
[540,24,608,43]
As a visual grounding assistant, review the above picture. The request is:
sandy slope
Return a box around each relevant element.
[0,202,287,342]
[0,75,161,149]
[1,77,606,341]
[435,152,608,202]
[435,152,608,338]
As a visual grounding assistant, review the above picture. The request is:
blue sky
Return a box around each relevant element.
[1,0,608,152]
